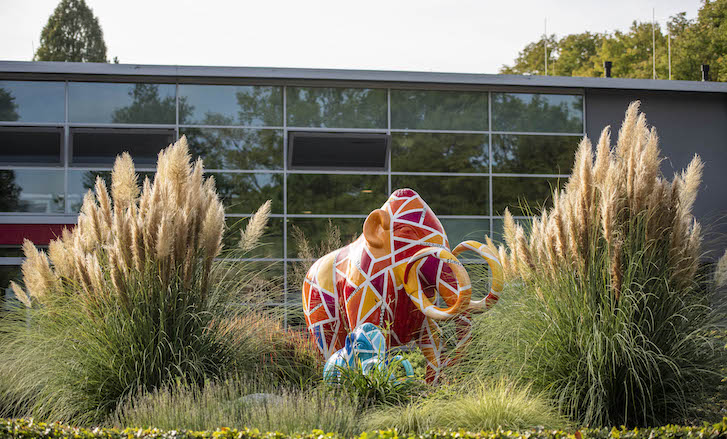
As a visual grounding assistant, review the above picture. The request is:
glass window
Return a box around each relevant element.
[69,82,176,124]
[288,132,388,170]
[67,170,155,212]
[0,169,64,213]
[391,133,488,173]
[0,127,62,165]
[439,218,491,249]
[224,216,283,258]
[181,128,282,170]
[2,265,23,311]
[492,93,583,133]
[391,89,487,130]
[212,172,283,214]
[391,176,488,216]
[286,174,387,214]
[178,84,282,126]
[492,134,578,174]
[286,217,363,258]
[71,128,174,166]
[286,87,386,128]
[0,81,64,123]
[492,176,563,216]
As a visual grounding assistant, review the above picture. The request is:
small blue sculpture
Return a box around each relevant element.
[323,323,415,383]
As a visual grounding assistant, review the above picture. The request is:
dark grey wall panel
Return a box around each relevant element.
[586,89,727,257]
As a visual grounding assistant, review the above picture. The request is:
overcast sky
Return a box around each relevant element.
[0,0,702,74]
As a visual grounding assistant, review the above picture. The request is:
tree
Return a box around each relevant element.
[34,0,107,62]
[501,0,727,81]
[0,88,19,121]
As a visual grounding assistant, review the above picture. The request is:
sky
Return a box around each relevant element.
[0,0,703,74]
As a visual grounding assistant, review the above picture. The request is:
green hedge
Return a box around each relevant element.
[2,418,727,439]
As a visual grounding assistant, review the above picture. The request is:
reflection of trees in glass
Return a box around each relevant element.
[183,124,282,170]
[286,87,386,128]
[214,173,283,214]
[286,174,387,214]
[236,87,283,126]
[391,133,488,173]
[391,90,487,130]
[111,84,191,125]
[493,94,583,133]
[492,135,578,174]
[0,88,19,121]
[0,171,21,211]
[492,177,563,216]
[391,176,488,216]
[287,218,362,258]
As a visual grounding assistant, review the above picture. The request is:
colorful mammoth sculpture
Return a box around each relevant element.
[302,189,504,382]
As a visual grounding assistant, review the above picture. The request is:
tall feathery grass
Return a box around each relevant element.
[0,137,318,423]
[457,102,725,427]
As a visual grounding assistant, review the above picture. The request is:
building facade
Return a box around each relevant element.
[1,61,726,307]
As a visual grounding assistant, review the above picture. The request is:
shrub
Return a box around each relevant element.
[109,377,359,436]
[0,137,317,423]
[363,378,566,433]
[457,102,725,427]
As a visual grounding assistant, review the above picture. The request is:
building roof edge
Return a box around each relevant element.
[1,60,726,93]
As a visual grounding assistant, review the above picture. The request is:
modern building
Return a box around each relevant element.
[1,60,726,306]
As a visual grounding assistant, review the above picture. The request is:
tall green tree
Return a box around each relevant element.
[34,0,107,62]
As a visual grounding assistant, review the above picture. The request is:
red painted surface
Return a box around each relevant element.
[0,224,74,246]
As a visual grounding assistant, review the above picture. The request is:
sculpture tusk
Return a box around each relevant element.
[452,240,504,311]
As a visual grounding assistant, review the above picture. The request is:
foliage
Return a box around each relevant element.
[6,417,727,439]
[331,356,425,408]
[34,0,107,62]
[0,88,19,121]
[457,103,725,427]
[501,0,727,81]
[363,379,567,434]
[0,138,321,424]
[109,377,359,436]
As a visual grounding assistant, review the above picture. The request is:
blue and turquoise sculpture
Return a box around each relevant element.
[323,323,415,383]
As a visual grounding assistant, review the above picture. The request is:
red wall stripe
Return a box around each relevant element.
[0,224,74,246]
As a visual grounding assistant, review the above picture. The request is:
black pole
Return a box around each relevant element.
[604,61,612,78]
[701,64,710,81]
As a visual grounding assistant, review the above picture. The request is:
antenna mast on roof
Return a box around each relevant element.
[651,8,656,79]
[544,18,548,76]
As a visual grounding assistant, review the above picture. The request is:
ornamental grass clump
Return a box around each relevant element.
[0,137,248,423]
[459,102,725,427]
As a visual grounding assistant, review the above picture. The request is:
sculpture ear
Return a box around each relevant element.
[363,209,391,249]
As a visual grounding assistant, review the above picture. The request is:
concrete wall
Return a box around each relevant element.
[585,88,727,257]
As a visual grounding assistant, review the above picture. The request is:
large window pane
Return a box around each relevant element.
[492,134,578,174]
[0,81,64,123]
[492,93,583,133]
[67,170,155,212]
[391,90,487,130]
[178,84,283,126]
[391,176,488,215]
[213,172,283,214]
[182,128,283,170]
[224,216,283,258]
[69,82,176,124]
[0,169,64,213]
[391,133,488,173]
[286,87,386,128]
[286,174,387,214]
[0,127,62,165]
[286,217,362,258]
[71,128,174,166]
[439,218,490,249]
[492,176,563,216]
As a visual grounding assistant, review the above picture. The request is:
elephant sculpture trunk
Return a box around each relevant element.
[302,188,504,382]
